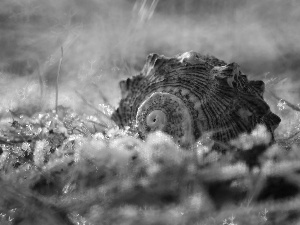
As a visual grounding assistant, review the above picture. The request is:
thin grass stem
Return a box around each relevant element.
[269,91,300,112]
[56,46,64,113]
[36,61,44,109]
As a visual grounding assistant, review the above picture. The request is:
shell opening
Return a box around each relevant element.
[146,110,167,130]
[136,92,195,148]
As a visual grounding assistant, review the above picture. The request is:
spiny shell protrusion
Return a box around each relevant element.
[112,51,281,149]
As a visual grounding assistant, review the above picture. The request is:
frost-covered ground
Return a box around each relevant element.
[0,0,300,224]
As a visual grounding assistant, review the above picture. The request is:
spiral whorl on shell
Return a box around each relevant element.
[112,51,281,148]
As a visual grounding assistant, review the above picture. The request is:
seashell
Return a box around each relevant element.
[111,51,281,149]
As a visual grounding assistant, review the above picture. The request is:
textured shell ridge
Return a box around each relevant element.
[111,51,281,149]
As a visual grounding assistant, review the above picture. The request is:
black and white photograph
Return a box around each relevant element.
[0,0,300,224]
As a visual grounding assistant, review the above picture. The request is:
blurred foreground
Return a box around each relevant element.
[0,106,300,225]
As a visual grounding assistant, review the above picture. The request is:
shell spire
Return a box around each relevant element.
[112,51,281,149]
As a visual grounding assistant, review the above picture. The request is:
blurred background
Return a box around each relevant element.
[0,0,299,135]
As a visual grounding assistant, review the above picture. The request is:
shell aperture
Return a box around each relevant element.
[136,92,194,147]
[146,110,167,130]
[112,51,281,149]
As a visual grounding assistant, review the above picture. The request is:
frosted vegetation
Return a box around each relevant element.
[0,0,300,224]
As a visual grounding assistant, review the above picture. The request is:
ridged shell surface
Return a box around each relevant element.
[112,51,281,149]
